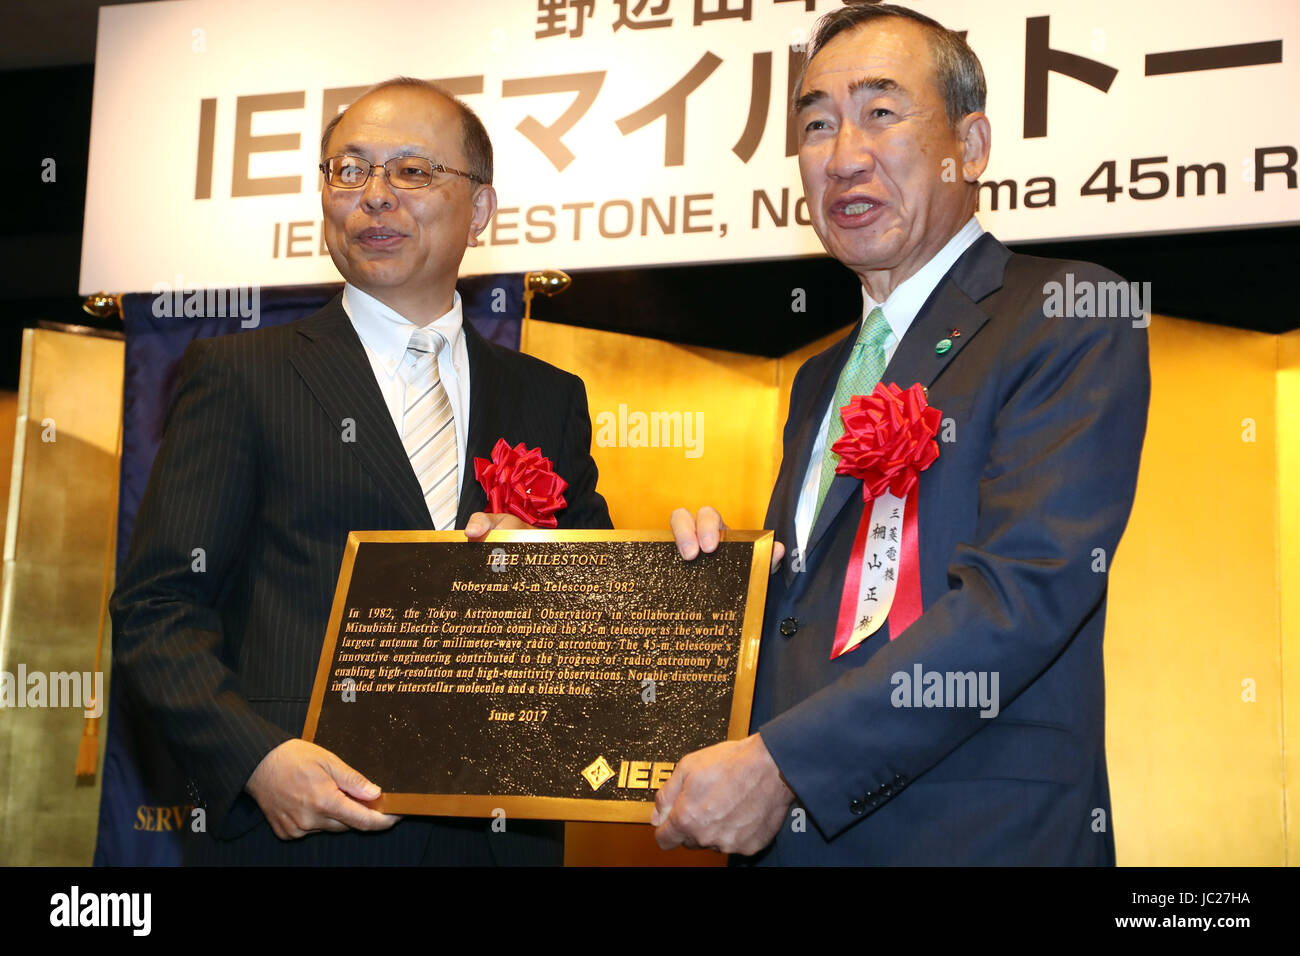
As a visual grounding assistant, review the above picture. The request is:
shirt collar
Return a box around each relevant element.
[861,215,985,344]
[342,284,464,378]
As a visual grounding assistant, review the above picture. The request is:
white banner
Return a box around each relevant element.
[80,0,1300,293]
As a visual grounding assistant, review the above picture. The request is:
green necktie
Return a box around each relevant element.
[813,306,892,524]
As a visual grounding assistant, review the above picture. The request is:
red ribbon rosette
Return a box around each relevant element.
[472,438,569,528]
[831,382,942,499]
[827,382,942,658]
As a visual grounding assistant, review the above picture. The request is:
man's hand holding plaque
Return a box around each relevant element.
[655,508,794,855]
[650,733,794,855]
[245,738,399,840]
[670,505,786,570]
[244,509,532,841]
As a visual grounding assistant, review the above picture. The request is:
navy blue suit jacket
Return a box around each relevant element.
[111,295,612,865]
[750,234,1149,865]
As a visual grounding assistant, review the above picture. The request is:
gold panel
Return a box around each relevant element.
[1105,315,1284,865]
[7,311,1292,867]
[530,313,1296,867]
[1278,328,1300,866]
[0,328,123,866]
[521,320,780,531]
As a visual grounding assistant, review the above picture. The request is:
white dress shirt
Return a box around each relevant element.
[342,284,472,500]
[792,216,985,554]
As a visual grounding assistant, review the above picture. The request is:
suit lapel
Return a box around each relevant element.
[884,233,1007,391]
[289,296,433,530]
[776,328,857,587]
[457,321,506,525]
[802,233,1009,560]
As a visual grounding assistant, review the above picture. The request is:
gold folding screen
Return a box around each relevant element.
[3,316,1295,867]
[524,314,1300,867]
[0,328,123,865]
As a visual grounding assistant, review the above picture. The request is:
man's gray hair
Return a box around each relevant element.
[794,2,986,129]
[320,76,494,185]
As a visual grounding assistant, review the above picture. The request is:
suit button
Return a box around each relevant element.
[849,798,865,815]
[779,617,798,637]
[894,773,906,785]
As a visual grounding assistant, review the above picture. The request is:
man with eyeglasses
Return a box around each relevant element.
[112,78,611,866]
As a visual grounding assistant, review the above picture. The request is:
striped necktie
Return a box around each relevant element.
[812,306,892,524]
[401,328,458,530]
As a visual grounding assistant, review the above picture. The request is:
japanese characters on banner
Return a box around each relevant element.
[80,0,1299,293]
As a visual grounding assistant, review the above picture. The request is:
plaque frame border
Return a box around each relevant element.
[302,529,773,824]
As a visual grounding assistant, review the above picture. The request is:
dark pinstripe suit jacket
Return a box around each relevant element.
[110,294,612,865]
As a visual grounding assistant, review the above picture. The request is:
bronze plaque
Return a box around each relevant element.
[303,530,772,823]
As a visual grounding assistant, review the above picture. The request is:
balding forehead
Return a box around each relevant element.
[327,87,464,153]
[353,85,456,117]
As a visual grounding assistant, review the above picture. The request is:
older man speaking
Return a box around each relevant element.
[660,3,1149,865]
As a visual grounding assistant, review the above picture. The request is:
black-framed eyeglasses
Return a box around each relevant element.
[319,155,484,189]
